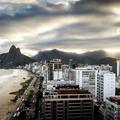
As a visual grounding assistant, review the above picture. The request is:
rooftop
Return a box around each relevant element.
[56,85,90,94]
[47,80,75,91]
[56,89,90,94]
[45,84,91,95]
[107,96,120,105]
[49,59,62,63]
[56,84,79,90]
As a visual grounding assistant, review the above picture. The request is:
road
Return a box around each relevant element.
[7,72,43,120]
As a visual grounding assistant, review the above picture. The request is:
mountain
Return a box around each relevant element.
[0,45,117,72]
[82,50,107,60]
[33,49,117,72]
[33,49,79,63]
[0,45,35,68]
[33,49,107,64]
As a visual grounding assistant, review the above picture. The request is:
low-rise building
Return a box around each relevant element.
[106,96,120,120]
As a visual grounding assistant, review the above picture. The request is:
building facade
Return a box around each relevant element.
[53,69,63,80]
[42,85,94,120]
[117,59,120,77]
[106,96,120,120]
[98,104,106,120]
[48,59,62,80]
[97,71,116,102]
[69,67,98,97]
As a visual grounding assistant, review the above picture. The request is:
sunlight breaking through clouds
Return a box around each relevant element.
[0,0,120,56]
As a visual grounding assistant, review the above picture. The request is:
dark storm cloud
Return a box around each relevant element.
[0,0,120,55]
[0,0,116,21]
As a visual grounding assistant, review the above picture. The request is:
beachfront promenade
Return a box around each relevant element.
[5,71,43,120]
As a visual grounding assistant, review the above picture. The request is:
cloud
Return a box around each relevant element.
[0,0,120,56]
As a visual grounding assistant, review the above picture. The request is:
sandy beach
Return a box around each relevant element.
[0,69,30,120]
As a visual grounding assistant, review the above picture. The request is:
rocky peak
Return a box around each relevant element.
[51,49,59,52]
[9,45,21,55]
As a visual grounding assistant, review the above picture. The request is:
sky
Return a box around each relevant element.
[0,0,120,56]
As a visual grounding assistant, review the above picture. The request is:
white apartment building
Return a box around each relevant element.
[68,65,115,100]
[117,59,120,77]
[97,71,115,102]
[69,66,98,97]
[42,65,48,89]
[48,59,62,80]
[53,69,63,80]
[106,96,120,120]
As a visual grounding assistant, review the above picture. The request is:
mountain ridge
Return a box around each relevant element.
[0,46,117,73]
[0,45,35,68]
[33,49,108,61]
[33,49,116,73]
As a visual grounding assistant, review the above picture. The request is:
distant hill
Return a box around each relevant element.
[0,45,117,73]
[33,49,80,63]
[81,50,107,60]
[0,45,35,68]
[33,49,117,73]
[33,49,107,63]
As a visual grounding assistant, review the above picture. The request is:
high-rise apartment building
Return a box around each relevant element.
[69,67,98,97]
[48,59,62,80]
[53,69,63,80]
[97,71,115,102]
[42,85,94,120]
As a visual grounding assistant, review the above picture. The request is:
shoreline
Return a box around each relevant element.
[0,69,32,120]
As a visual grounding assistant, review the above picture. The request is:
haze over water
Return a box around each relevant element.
[0,69,29,120]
